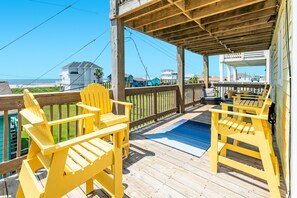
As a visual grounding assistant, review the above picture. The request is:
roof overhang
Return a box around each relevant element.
[116,0,279,56]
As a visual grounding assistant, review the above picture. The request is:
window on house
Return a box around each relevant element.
[278,16,283,86]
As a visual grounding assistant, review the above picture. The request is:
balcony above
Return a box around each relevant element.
[220,50,268,66]
[114,0,279,55]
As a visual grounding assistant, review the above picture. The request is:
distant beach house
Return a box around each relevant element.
[60,61,102,91]
[0,81,12,95]
[132,78,147,87]
[0,82,17,163]
[107,74,133,87]
[160,69,177,85]
[147,77,160,86]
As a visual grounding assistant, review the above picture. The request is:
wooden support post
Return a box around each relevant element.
[177,46,185,113]
[110,0,125,115]
[203,55,209,88]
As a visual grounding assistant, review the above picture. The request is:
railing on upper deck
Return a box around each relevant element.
[0,82,263,177]
[222,51,266,61]
[213,82,265,98]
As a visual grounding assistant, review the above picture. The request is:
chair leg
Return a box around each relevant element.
[86,179,94,194]
[124,145,130,159]
[123,124,130,158]
[210,131,219,173]
[220,135,227,157]
[16,186,25,198]
[257,134,281,198]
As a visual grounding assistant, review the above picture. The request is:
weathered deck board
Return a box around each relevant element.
[0,105,287,197]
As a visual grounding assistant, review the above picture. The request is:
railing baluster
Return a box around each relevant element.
[58,104,62,142]
[17,106,22,158]
[154,90,157,121]
[3,110,8,177]
[50,105,54,133]
[67,103,70,140]
[75,105,79,137]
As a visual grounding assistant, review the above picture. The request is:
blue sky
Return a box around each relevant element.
[0,0,265,80]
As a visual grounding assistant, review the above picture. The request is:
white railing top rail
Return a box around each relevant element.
[223,50,266,61]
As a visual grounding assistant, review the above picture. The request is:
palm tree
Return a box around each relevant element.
[189,75,199,83]
[94,68,103,83]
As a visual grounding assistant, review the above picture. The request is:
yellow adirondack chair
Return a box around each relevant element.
[233,84,270,102]
[16,89,126,198]
[229,86,272,116]
[77,83,132,158]
[209,87,281,198]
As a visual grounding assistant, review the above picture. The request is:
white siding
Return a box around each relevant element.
[269,0,292,189]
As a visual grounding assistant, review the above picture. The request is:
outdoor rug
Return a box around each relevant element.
[145,119,211,157]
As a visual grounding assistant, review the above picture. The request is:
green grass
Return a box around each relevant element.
[21,103,80,149]
[12,87,61,94]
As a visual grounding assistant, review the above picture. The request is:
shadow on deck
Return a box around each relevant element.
[0,105,287,197]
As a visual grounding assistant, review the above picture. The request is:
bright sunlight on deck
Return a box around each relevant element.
[0,105,286,198]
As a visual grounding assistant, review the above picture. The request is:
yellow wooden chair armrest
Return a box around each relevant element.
[111,100,133,107]
[238,94,259,97]
[55,124,127,153]
[23,123,127,155]
[48,113,95,126]
[209,108,268,120]
[76,102,101,112]
[220,103,261,112]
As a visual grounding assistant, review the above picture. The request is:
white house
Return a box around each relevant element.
[60,61,102,91]
[159,69,177,84]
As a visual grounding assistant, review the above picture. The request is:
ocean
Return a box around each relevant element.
[1,79,60,88]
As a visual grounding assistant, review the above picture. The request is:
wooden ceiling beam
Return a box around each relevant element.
[227,39,272,47]
[166,31,210,42]
[143,0,265,33]
[123,0,171,22]
[222,33,273,43]
[127,0,226,28]
[181,33,272,49]
[151,22,198,36]
[200,0,277,25]
[127,5,181,28]
[158,27,204,40]
[172,24,273,46]
[197,45,269,55]
[210,17,273,34]
[145,14,192,33]
[216,26,273,39]
[204,8,276,30]
[213,23,274,37]
[191,0,266,19]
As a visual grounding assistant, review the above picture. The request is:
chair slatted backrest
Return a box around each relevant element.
[22,89,54,144]
[80,83,112,114]
[259,86,272,116]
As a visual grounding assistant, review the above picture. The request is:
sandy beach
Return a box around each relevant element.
[9,83,59,89]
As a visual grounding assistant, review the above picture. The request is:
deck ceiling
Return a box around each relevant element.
[119,0,279,55]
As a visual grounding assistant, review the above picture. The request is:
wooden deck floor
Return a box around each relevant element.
[0,105,287,197]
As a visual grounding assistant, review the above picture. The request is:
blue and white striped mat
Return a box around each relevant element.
[146,120,211,157]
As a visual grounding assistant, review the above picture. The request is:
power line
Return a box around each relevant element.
[125,28,176,61]
[125,28,198,74]
[126,36,151,81]
[25,29,108,86]
[63,40,110,91]
[28,0,98,15]
[0,0,81,52]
